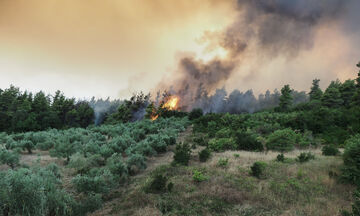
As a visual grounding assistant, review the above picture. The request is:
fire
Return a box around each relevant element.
[162,96,179,110]
[151,114,159,121]
[150,96,180,121]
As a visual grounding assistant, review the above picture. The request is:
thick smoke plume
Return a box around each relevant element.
[157,0,349,112]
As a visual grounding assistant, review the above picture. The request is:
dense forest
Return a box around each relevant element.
[0,62,359,215]
[0,87,94,132]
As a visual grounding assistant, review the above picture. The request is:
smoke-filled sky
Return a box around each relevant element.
[1,0,359,99]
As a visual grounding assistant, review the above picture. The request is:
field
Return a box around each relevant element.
[0,113,358,216]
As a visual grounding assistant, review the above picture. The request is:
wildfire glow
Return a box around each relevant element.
[162,96,179,111]
[150,96,180,121]
[151,114,159,121]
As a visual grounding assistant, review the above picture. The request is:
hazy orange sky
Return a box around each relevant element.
[0,0,359,99]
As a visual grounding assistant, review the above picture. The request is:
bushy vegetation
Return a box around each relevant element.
[342,135,360,186]
[297,152,316,163]
[198,148,211,162]
[173,142,191,166]
[192,170,208,182]
[322,145,340,156]
[251,161,267,178]
[0,116,189,215]
[0,86,94,133]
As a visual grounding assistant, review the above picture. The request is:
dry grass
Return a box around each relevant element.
[96,146,354,216]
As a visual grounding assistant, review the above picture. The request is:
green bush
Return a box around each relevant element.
[266,128,297,152]
[235,130,263,151]
[72,174,109,194]
[192,170,208,182]
[297,152,315,163]
[217,158,229,167]
[144,174,169,193]
[251,161,267,178]
[0,168,75,216]
[106,153,128,178]
[342,135,360,185]
[126,153,147,175]
[50,138,80,163]
[276,153,285,162]
[173,142,191,166]
[20,140,35,154]
[198,148,211,162]
[189,108,203,121]
[193,136,207,146]
[0,149,20,169]
[322,145,340,156]
[208,138,236,152]
[74,193,103,216]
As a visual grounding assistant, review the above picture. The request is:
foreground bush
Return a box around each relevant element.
[276,153,285,162]
[208,138,236,152]
[297,152,315,163]
[0,149,19,169]
[198,148,211,162]
[266,128,297,152]
[173,143,191,166]
[342,135,360,185]
[235,130,263,151]
[251,161,267,178]
[0,168,75,216]
[144,174,170,193]
[322,145,340,156]
[192,170,208,182]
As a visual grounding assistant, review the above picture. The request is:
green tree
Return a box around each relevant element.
[74,102,94,127]
[266,128,297,152]
[50,138,80,163]
[339,80,356,107]
[279,85,293,111]
[309,79,323,101]
[352,62,360,106]
[322,81,343,108]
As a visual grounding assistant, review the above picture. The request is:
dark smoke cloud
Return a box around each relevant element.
[157,0,352,112]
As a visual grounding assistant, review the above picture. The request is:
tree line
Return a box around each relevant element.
[0,86,94,133]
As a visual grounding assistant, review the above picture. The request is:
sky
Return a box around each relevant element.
[0,0,359,100]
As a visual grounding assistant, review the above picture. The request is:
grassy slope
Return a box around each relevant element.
[89,130,355,216]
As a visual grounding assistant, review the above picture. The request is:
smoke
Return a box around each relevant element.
[157,0,352,111]
[88,98,122,125]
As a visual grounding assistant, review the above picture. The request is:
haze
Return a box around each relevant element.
[1,0,359,99]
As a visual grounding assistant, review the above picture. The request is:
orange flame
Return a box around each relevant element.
[162,96,179,110]
[150,96,180,121]
[151,114,159,121]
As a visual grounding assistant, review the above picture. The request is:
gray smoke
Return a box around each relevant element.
[157,0,351,112]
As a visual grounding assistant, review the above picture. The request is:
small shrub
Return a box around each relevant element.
[173,142,191,166]
[198,148,211,162]
[235,130,263,151]
[167,182,174,192]
[192,170,208,182]
[0,149,20,169]
[233,153,240,158]
[193,136,207,146]
[19,140,35,154]
[72,174,109,194]
[297,152,315,163]
[126,153,147,175]
[276,153,285,162]
[106,153,128,178]
[144,174,168,193]
[251,161,267,178]
[342,135,360,185]
[266,128,297,152]
[217,158,229,167]
[322,145,340,156]
[189,108,203,121]
[208,138,236,152]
